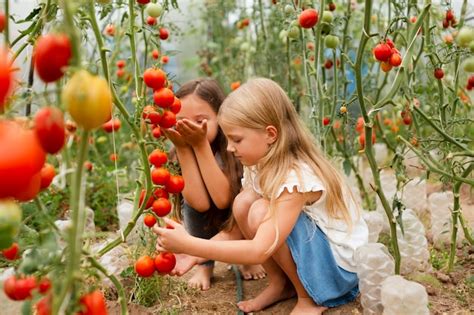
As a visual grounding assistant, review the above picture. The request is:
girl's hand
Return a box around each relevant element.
[162,127,187,148]
[153,218,192,254]
[176,119,208,148]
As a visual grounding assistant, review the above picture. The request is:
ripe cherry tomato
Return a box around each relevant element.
[165,175,185,194]
[154,252,176,274]
[373,43,392,62]
[146,16,156,26]
[151,49,160,60]
[148,149,168,168]
[299,9,319,28]
[153,188,169,200]
[389,53,402,67]
[151,167,170,185]
[78,290,108,315]
[116,60,125,68]
[0,12,5,33]
[143,68,166,90]
[135,255,155,277]
[3,275,37,301]
[161,55,169,64]
[152,198,171,217]
[136,0,150,4]
[159,111,176,129]
[142,105,162,124]
[63,70,113,130]
[2,242,19,260]
[102,118,121,133]
[139,189,154,209]
[434,68,444,80]
[158,28,169,40]
[35,106,66,154]
[153,88,175,108]
[144,214,157,227]
[380,61,392,72]
[34,34,72,83]
[38,278,52,294]
[152,126,162,138]
[0,48,13,110]
[40,163,56,190]
[322,117,330,126]
[169,97,181,114]
[35,295,52,315]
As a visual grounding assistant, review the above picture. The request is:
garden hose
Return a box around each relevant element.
[232,265,244,315]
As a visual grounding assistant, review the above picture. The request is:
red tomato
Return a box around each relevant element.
[468,75,474,87]
[84,161,93,172]
[373,43,392,62]
[169,97,181,114]
[148,149,168,167]
[136,0,150,4]
[151,49,160,60]
[135,255,155,277]
[153,188,169,199]
[143,68,166,90]
[152,126,162,138]
[35,295,52,315]
[153,88,175,108]
[445,9,454,21]
[434,68,444,80]
[116,68,125,78]
[328,2,336,11]
[40,163,56,190]
[104,24,115,36]
[34,106,66,154]
[102,118,121,133]
[0,121,46,199]
[299,9,319,28]
[152,198,171,217]
[324,59,333,69]
[38,278,52,294]
[3,276,20,300]
[143,214,157,227]
[139,189,154,209]
[389,53,402,67]
[7,276,37,300]
[34,34,72,83]
[161,55,169,64]
[2,242,19,260]
[322,117,330,126]
[0,12,5,33]
[380,61,392,72]
[358,132,376,149]
[15,171,42,202]
[159,111,176,129]
[402,114,412,125]
[355,117,364,134]
[159,28,169,40]
[109,153,118,162]
[151,167,170,185]
[0,48,14,109]
[154,252,176,274]
[146,16,156,26]
[78,290,108,315]
[165,175,185,194]
[230,81,241,91]
[142,105,162,124]
[116,60,125,68]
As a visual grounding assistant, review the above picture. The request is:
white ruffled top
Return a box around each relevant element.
[242,162,369,273]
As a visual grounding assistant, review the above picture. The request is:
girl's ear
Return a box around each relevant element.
[265,125,278,145]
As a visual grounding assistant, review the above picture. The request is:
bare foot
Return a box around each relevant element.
[238,264,266,280]
[188,264,213,291]
[290,297,328,315]
[171,253,199,276]
[237,277,295,313]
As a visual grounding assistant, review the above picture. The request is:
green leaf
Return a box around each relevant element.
[14,6,42,23]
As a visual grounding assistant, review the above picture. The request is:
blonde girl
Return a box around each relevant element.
[155,78,368,314]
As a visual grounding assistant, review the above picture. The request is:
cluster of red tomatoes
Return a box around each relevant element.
[135,252,176,277]
[373,39,402,73]
[442,9,457,29]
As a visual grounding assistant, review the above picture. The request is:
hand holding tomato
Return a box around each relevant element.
[175,119,208,147]
[153,218,192,254]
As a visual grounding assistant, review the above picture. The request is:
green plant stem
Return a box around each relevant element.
[54,130,89,314]
[459,212,474,245]
[128,0,143,100]
[62,0,81,67]
[340,0,352,100]
[448,163,473,272]
[4,0,9,46]
[34,197,60,232]
[87,1,111,84]
[87,255,129,315]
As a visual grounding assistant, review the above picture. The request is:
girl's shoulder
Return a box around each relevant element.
[277,161,325,197]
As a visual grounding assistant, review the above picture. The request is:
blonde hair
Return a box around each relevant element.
[218,78,356,252]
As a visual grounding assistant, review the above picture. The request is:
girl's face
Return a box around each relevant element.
[177,94,219,143]
[221,123,277,166]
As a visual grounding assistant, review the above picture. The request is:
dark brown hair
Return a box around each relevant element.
[176,78,243,227]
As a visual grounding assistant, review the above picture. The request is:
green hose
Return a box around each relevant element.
[232,265,244,315]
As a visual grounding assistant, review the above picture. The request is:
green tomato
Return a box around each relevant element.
[0,200,22,250]
[284,5,295,16]
[146,3,163,18]
[322,11,334,24]
[456,27,474,48]
[96,136,108,144]
[288,26,300,39]
[463,56,474,72]
[279,30,288,41]
[324,35,340,49]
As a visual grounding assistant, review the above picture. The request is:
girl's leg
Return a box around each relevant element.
[234,198,296,313]
[232,191,266,280]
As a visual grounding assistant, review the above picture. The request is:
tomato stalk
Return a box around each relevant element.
[128,0,143,100]
[4,0,9,46]
[61,0,81,67]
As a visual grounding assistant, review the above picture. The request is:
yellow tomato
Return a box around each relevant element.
[62,70,113,130]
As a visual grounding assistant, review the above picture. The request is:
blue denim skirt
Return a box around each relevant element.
[286,212,360,307]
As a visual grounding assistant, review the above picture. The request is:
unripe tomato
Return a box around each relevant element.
[287,26,299,39]
[144,214,157,227]
[154,252,176,274]
[0,48,14,109]
[463,57,474,72]
[0,12,5,33]
[159,28,169,40]
[321,11,334,24]
[102,118,121,133]
[434,67,444,79]
[2,242,19,260]
[34,106,66,154]
[143,68,166,90]
[0,120,46,200]
[40,163,56,190]
[148,149,168,168]
[63,70,113,130]
[135,255,155,277]
[166,175,185,194]
[456,27,474,48]
[146,3,163,18]
[152,198,171,217]
[78,290,108,315]
[284,5,294,15]
[373,43,392,62]
[159,111,176,129]
[34,34,72,83]
[324,35,339,49]
[153,88,175,108]
[152,167,170,185]
[299,9,319,28]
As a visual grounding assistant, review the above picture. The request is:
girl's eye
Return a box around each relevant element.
[234,139,242,144]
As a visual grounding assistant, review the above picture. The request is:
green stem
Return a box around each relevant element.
[128,0,143,99]
[4,0,9,46]
[87,1,110,84]
[62,0,81,67]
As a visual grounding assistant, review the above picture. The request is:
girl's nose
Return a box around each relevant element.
[226,143,235,152]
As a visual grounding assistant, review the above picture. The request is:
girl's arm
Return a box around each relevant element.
[155,189,307,265]
[164,128,211,211]
[178,119,232,209]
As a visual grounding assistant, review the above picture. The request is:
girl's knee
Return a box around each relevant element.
[233,190,259,219]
